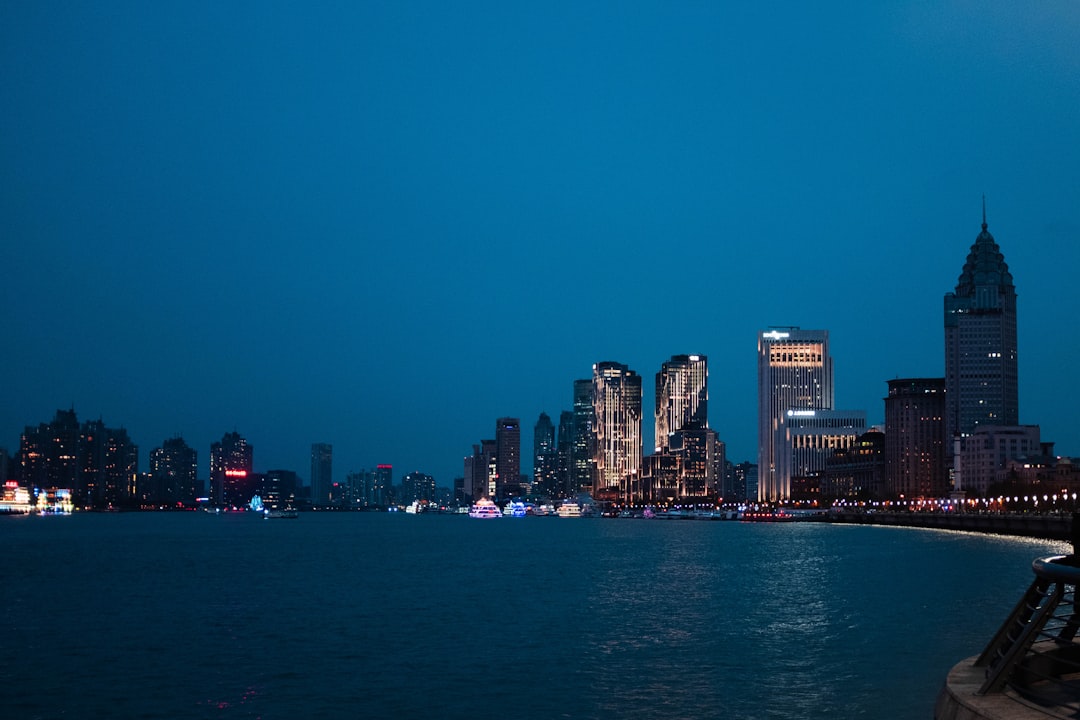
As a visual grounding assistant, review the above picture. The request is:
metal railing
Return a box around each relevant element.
[976,554,1080,712]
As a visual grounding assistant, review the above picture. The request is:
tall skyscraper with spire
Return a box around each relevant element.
[757,328,834,503]
[944,204,1019,443]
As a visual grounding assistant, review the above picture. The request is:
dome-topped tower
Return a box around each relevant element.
[943,200,1019,456]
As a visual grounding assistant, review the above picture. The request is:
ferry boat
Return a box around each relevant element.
[557,501,582,518]
[469,498,501,519]
[504,500,527,517]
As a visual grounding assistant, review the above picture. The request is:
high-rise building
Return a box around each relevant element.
[885,378,948,498]
[262,469,298,509]
[655,354,708,452]
[401,471,436,504]
[310,443,333,508]
[944,207,1019,442]
[20,408,80,491]
[373,464,393,506]
[495,418,521,499]
[758,328,834,503]
[555,411,573,498]
[571,379,594,495]
[345,469,375,507]
[592,361,643,499]
[210,431,254,507]
[19,409,136,508]
[148,436,198,507]
[533,412,557,497]
[79,420,137,507]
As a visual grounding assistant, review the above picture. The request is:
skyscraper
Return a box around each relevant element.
[495,418,521,499]
[210,431,253,507]
[944,207,1019,443]
[592,361,642,499]
[555,411,573,498]
[757,328,834,503]
[533,412,557,497]
[310,443,333,508]
[570,379,594,496]
[373,464,393,506]
[655,354,708,452]
[149,436,198,507]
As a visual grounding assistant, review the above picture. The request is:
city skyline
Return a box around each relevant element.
[3,3,1079,487]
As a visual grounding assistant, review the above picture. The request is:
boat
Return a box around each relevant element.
[469,498,501,519]
[505,500,527,517]
[405,500,421,514]
[557,501,582,518]
[264,507,299,519]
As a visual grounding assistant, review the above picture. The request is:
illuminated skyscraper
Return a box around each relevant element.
[495,418,520,499]
[533,412,557,497]
[570,379,594,495]
[944,207,1019,442]
[210,431,253,507]
[654,354,708,452]
[592,361,642,499]
[757,328,834,503]
[310,443,333,508]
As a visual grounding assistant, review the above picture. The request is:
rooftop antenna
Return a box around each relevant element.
[982,194,988,231]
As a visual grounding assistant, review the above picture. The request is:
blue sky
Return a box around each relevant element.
[3,2,1079,488]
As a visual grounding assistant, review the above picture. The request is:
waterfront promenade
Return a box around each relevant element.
[827,510,1073,542]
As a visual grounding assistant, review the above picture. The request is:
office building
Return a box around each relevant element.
[495,418,521,499]
[944,208,1019,442]
[956,425,1043,496]
[758,328,834,502]
[571,379,594,495]
[885,378,948,498]
[777,409,866,501]
[533,412,557,498]
[555,411,573,498]
[824,429,886,500]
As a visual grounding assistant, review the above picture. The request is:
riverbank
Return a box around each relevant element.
[828,510,1073,541]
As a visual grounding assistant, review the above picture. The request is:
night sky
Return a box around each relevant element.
[3,2,1079,489]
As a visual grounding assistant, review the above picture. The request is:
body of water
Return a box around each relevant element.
[0,512,1068,719]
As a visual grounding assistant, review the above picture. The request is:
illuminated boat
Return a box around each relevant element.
[264,508,299,519]
[557,501,582,518]
[469,498,501,519]
[505,500,527,517]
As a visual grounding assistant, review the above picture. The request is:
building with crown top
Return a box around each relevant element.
[944,208,1019,443]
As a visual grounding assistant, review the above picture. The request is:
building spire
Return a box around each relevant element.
[982,194,988,231]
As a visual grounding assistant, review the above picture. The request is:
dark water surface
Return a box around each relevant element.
[0,512,1068,719]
